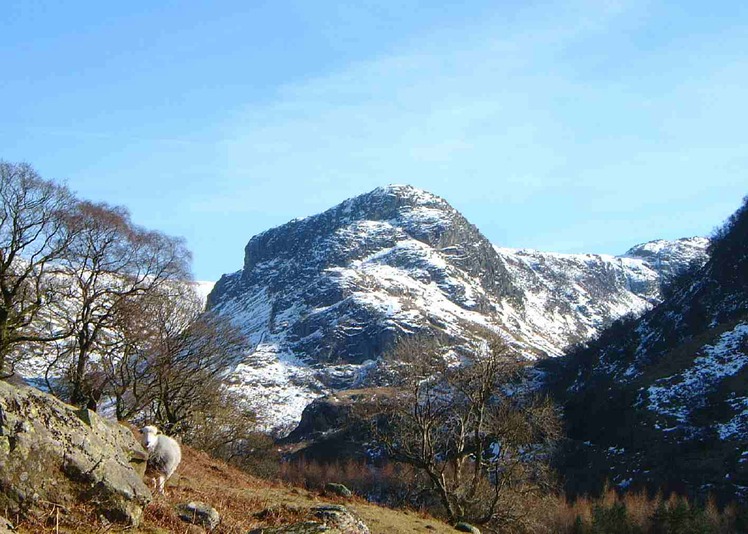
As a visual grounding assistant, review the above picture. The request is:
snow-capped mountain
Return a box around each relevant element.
[546,196,748,501]
[208,185,708,430]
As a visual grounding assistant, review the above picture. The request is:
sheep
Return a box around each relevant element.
[140,425,182,495]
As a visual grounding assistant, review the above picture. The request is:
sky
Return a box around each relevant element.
[1,1,746,281]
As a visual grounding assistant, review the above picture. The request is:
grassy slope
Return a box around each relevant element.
[16,444,455,534]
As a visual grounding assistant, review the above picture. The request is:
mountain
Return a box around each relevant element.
[208,185,709,431]
[545,196,748,502]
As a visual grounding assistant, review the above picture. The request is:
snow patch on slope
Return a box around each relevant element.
[646,323,748,428]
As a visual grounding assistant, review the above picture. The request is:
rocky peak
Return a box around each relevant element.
[243,185,450,270]
[622,237,710,278]
[224,185,520,304]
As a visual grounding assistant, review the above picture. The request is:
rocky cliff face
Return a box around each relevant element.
[209,185,709,431]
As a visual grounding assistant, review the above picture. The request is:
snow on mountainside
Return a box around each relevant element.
[495,237,709,352]
[208,185,709,431]
[546,196,748,501]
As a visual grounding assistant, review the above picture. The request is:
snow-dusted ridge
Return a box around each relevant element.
[209,185,709,432]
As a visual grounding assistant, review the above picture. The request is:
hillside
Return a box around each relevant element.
[9,436,455,534]
[208,185,708,431]
[545,196,748,502]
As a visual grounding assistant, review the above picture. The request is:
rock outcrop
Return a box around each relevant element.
[0,381,151,525]
[323,483,353,498]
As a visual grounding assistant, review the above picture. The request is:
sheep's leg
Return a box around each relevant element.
[157,474,166,495]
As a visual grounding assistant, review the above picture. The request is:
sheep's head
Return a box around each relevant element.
[141,425,160,450]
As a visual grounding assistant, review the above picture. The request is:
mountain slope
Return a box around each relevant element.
[209,185,708,431]
[495,237,708,351]
[545,196,748,501]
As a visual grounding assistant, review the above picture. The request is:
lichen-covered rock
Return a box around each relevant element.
[311,505,369,534]
[176,501,220,531]
[248,504,369,534]
[0,381,151,526]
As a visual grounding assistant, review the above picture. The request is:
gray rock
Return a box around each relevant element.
[312,505,369,534]
[176,501,221,531]
[454,522,481,533]
[323,482,352,498]
[248,504,369,534]
[0,381,151,526]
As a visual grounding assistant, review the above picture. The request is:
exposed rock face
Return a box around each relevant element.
[209,185,709,431]
[281,388,396,462]
[0,381,151,525]
[546,199,748,501]
[249,523,337,533]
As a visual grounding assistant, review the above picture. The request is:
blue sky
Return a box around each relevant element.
[2,1,746,281]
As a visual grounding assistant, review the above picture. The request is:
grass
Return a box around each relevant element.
[13,444,456,534]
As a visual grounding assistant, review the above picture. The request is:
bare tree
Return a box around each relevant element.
[147,307,249,436]
[0,162,76,377]
[58,200,191,407]
[369,334,561,529]
[103,284,250,440]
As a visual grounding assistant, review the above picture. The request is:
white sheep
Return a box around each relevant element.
[140,425,182,495]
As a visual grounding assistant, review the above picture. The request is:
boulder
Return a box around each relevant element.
[323,482,352,498]
[248,504,369,534]
[311,505,368,533]
[0,381,151,526]
[176,501,220,531]
[454,522,481,533]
